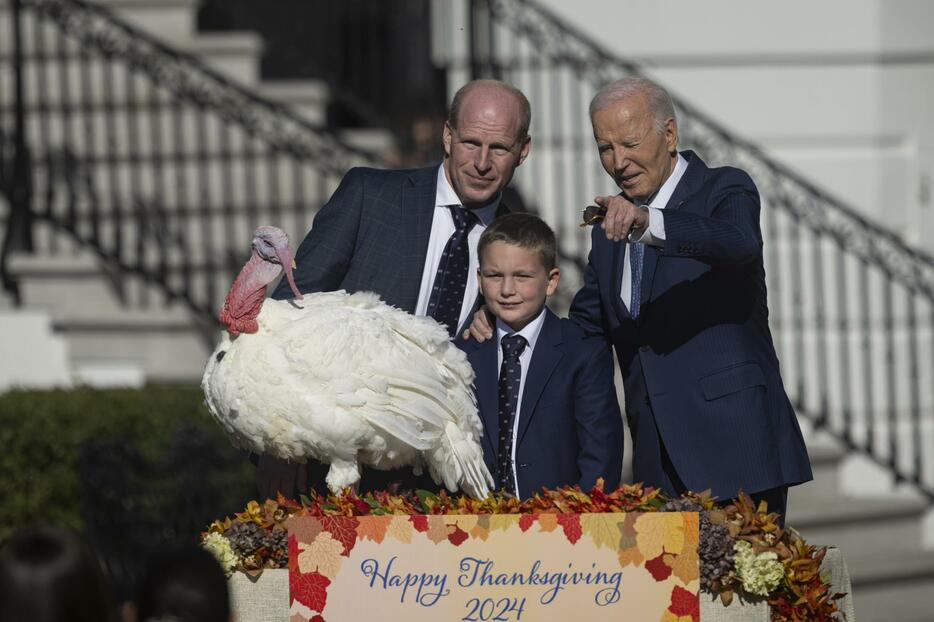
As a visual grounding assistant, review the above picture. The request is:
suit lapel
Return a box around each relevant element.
[517,310,564,446]
[639,151,708,308]
[397,166,439,313]
[465,336,500,460]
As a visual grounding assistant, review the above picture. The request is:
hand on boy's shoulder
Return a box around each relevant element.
[462,306,495,343]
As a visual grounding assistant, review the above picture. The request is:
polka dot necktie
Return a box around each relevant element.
[427,205,480,335]
[497,333,527,496]
[629,240,644,319]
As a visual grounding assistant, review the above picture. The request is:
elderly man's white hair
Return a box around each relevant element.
[589,77,676,133]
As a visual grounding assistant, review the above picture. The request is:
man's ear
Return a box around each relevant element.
[546,266,560,296]
[442,121,454,158]
[517,135,531,167]
[665,117,679,154]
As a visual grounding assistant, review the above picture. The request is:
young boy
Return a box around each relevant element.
[456,213,623,499]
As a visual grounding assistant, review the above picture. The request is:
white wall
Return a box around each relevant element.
[537,0,934,249]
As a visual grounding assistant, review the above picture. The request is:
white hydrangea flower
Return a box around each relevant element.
[733,540,785,597]
[202,532,239,577]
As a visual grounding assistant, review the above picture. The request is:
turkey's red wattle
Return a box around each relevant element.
[219,253,282,335]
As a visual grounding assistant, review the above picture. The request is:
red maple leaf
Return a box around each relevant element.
[556,514,582,544]
[290,570,330,613]
[319,515,359,556]
[447,525,469,546]
[645,553,673,582]
[410,515,429,532]
[518,513,538,532]
[668,585,699,622]
[288,534,300,573]
[589,487,610,511]
[310,616,326,622]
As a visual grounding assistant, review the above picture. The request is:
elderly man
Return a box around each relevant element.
[471,77,811,520]
[576,77,812,520]
[259,79,532,498]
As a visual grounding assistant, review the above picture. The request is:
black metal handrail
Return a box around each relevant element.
[446,0,933,500]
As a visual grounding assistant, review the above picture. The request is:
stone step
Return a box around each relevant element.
[338,127,398,160]
[0,309,72,392]
[787,495,927,559]
[258,80,330,127]
[170,32,263,86]
[0,0,258,83]
[790,443,847,502]
[0,30,263,89]
[85,0,200,40]
[6,252,204,320]
[846,551,934,622]
[60,311,213,383]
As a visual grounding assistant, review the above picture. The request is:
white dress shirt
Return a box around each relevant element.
[495,308,547,495]
[620,153,688,310]
[414,165,500,329]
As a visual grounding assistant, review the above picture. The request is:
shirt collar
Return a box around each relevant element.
[495,306,547,353]
[647,153,688,210]
[435,164,500,226]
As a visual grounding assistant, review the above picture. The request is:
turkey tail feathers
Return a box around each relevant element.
[436,421,493,498]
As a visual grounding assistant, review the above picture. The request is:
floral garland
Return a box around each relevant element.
[202,482,845,621]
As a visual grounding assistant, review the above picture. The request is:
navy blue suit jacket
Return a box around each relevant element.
[456,309,623,499]
[569,151,812,501]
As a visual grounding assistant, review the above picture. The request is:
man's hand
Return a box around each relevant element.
[462,305,494,342]
[596,195,649,242]
[256,455,308,500]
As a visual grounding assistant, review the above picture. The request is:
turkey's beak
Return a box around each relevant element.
[277,247,303,300]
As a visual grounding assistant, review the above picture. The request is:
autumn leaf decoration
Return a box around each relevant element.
[202,483,844,622]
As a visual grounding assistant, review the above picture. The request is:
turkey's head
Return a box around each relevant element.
[218,225,303,335]
[252,225,303,301]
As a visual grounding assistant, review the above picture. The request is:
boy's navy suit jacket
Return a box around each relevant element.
[456,308,623,499]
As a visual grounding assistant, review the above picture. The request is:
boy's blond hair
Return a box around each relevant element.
[478,213,556,270]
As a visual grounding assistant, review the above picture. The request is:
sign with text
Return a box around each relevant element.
[287,512,699,622]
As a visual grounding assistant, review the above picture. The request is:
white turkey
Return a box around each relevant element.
[201,225,493,498]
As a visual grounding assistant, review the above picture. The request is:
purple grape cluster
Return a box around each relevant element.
[698,511,735,591]
[265,527,289,566]
[662,498,704,513]
[662,497,735,589]
[223,521,269,556]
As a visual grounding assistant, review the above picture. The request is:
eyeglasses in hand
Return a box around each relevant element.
[580,204,607,228]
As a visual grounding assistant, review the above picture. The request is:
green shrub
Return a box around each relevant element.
[0,384,255,543]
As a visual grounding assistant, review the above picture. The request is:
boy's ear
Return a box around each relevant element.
[546,266,560,296]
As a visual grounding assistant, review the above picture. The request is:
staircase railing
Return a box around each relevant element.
[0,0,382,335]
[433,0,934,500]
